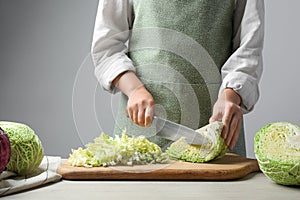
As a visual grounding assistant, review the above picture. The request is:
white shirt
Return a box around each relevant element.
[91,0,265,113]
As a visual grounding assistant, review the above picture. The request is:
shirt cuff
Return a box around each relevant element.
[94,55,136,94]
[219,71,259,113]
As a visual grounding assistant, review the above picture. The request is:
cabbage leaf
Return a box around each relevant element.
[166,121,227,162]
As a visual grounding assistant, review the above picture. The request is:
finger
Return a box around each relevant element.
[229,118,242,150]
[221,111,233,140]
[137,99,147,127]
[225,114,239,149]
[138,108,146,127]
[209,108,223,123]
[144,116,151,127]
[132,109,138,125]
[209,115,219,123]
[127,103,138,125]
[144,107,153,127]
[221,125,228,142]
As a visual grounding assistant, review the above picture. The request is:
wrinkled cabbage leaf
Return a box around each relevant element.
[166,121,227,162]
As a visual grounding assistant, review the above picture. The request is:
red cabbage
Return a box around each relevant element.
[0,127,11,174]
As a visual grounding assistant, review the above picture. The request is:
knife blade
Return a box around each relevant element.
[153,116,208,145]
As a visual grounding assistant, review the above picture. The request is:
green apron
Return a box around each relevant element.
[114,0,246,156]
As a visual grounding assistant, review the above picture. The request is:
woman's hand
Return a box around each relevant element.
[127,86,155,127]
[113,71,155,127]
[209,88,243,150]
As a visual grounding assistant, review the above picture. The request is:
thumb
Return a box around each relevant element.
[209,114,221,123]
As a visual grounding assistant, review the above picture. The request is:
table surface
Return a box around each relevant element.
[1,172,299,200]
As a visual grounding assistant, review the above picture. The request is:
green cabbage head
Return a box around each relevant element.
[254,122,300,185]
[0,121,44,175]
[166,121,228,162]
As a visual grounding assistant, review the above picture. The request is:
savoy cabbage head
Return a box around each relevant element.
[254,122,300,185]
[0,121,44,175]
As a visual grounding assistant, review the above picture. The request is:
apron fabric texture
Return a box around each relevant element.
[114,0,246,156]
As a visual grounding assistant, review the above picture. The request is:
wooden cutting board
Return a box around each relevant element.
[56,153,260,180]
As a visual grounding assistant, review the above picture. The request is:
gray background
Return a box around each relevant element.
[0,0,299,158]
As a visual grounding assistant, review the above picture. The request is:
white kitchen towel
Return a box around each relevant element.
[0,156,62,196]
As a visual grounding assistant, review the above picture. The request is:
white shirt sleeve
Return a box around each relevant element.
[219,0,265,113]
[91,0,135,93]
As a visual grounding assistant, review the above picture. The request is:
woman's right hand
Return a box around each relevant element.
[113,71,155,127]
[127,86,155,127]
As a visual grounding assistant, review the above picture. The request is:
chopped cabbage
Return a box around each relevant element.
[68,130,169,167]
[254,122,300,185]
[166,121,227,162]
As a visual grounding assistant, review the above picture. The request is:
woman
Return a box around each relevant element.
[91,0,264,156]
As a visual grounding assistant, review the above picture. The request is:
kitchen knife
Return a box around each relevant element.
[153,116,208,145]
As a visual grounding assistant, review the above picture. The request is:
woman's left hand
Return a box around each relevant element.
[209,88,243,150]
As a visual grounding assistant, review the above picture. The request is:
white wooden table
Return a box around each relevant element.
[1,172,299,200]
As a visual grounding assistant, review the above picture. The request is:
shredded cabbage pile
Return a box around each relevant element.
[68,130,169,167]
